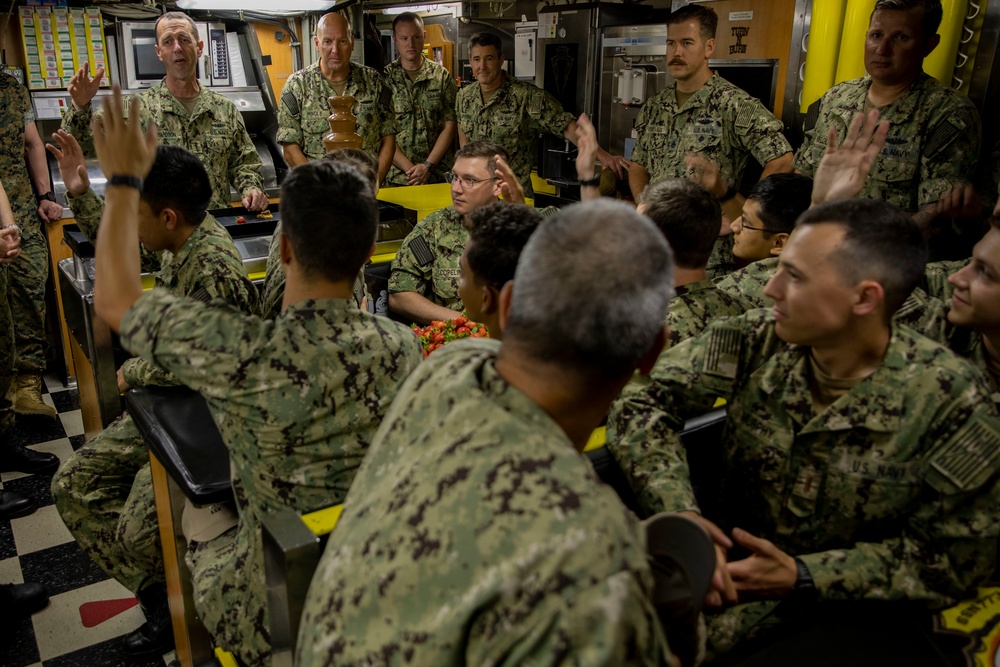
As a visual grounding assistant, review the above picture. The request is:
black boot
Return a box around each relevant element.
[0,443,59,475]
[0,489,37,520]
[0,582,50,625]
[122,582,175,657]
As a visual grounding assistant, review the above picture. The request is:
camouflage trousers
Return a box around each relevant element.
[0,265,13,435]
[704,600,781,661]
[187,527,272,666]
[7,221,49,373]
[51,411,163,594]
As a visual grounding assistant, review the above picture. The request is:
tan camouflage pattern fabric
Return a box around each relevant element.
[61,81,265,209]
[921,258,968,301]
[388,205,466,311]
[609,309,1000,615]
[631,74,791,189]
[259,221,368,319]
[119,290,422,666]
[277,62,399,161]
[456,75,574,197]
[1,73,48,374]
[0,264,12,435]
[715,256,778,309]
[794,74,981,214]
[384,57,457,186]
[51,192,258,594]
[296,339,672,667]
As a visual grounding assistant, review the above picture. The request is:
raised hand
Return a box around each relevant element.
[46,130,91,197]
[92,86,157,182]
[68,62,105,111]
[494,155,525,205]
[811,109,889,206]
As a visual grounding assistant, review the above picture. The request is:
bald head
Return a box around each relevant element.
[315,12,354,80]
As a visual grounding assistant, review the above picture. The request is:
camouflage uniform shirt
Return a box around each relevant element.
[61,81,264,209]
[384,57,457,186]
[794,73,981,213]
[277,62,399,161]
[120,291,423,664]
[69,189,259,387]
[715,256,778,310]
[296,339,670,666]
[388,205,465,311]
[608,309,1000,606]
[631,74,791,188]
[667,279,747,347]
[0,74,37,232]
[456,75,574,197]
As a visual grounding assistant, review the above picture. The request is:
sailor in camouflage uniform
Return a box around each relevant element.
[456,32,626,198]
[277,13,398,183]
[48,135,258,657]
[609,200,1000,659]
[298,200,677,667]
[794,0,981,218]
[87,94,423,666]
[388,141,506,324]
[628,5,793,204]
[62,13,267,212]
[383,13,458,187]
[0,72,67,421]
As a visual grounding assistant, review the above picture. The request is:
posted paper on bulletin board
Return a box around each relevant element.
[514,30,536,78]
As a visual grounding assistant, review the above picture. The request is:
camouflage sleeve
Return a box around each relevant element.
[442,71,458,123]
[259,226,285,320]
[525,85,574,138]
[800,390,1000,604]
[893,289,952,343]
[629,101,654,169]
[120,288,269,394]
[276,75,305,146]
[607,313,771,516]
[388,221,433,295]
[226,108,265,198]
[61,102,96,156]
[376,75,400,138]
[67,189,162,274]
[917,97,982,207]
[473,574,669,665]
[120,355,182,388]
[792,97,826,177]
[738,97,793,167]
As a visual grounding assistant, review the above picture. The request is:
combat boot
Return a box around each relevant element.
[122,582,175,657]
[12,373,56,420]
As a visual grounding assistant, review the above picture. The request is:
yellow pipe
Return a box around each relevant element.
[801,0,848,111]
[836,0,877,84]
[924,0,970,84]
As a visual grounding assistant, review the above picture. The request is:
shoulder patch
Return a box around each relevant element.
[702,326,742,379]
[923,117,967,160]
[280,90,299,117]
[930,417,1000,491]
[734,101,758,129]
[188,286,213,304]
[409,234,435,267]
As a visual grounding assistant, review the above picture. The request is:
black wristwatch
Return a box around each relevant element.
[36,191,56,204]
[578,174,601,187]
[791,557,817,601]
[422,160,435,169]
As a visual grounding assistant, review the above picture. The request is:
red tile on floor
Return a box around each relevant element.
[80,597,139,628]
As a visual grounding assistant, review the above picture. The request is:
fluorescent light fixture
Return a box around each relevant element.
[177,0,335,11]
[381,3,461,16]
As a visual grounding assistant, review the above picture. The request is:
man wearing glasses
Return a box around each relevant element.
[388,141,507,324]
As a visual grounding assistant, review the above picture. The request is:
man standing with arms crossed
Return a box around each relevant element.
[384,12,457,186]
[62,12,268,212]
[278,12,398,184]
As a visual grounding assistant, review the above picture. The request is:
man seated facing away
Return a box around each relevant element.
[638,179,747,346]
[259,147,377,319]
[608,199,1000,661]
[457,202,542,339]
[48,132,258,657]
[297,199,681,666]
[89,89,423,666]
[715,173,813,309]
[388,140,507,324]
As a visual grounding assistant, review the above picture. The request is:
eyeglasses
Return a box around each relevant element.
[445,172,496,188]
[736,216,770,233]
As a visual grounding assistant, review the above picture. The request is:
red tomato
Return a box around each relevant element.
[456,326,471,335]
[453,316,467,327]
[430,320,446,330]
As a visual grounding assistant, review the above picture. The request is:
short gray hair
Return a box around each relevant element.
[505,200,674,378]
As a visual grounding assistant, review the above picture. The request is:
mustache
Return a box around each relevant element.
[669,59,686,65]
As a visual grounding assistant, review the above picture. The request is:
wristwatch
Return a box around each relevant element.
[578,174,601,187]
[36,191,56,204]
[422,160,435,169]
[791,557,817,601]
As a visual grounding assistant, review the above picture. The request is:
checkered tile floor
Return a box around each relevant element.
[0,375,175,666]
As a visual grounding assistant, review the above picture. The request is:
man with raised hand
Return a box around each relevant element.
[89,87,422,666]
